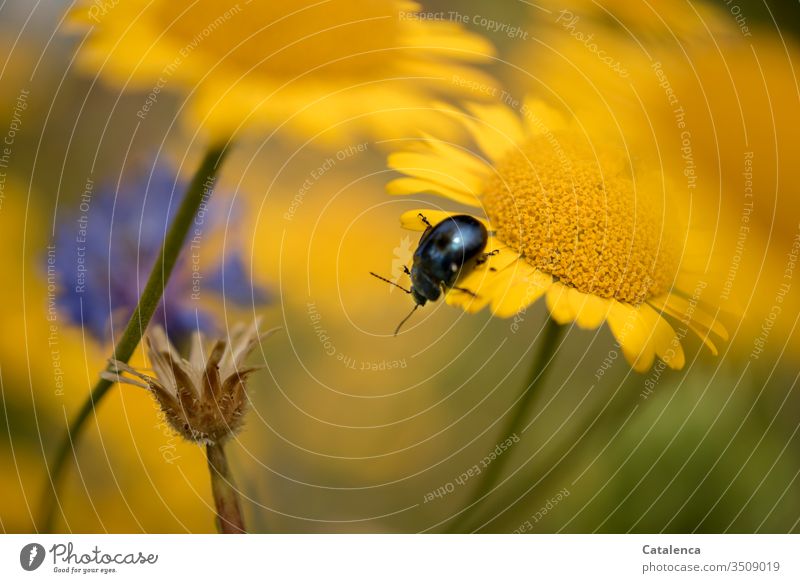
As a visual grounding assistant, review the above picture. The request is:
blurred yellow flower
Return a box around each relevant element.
[388,101,727,372]
[66,0,496,143]
[538,0,730,42]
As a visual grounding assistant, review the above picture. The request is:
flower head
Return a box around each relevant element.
[52,162,270,346]
[388,100,728,372]
[66,0,496,142]
[514,0,797,357]
[103,319,277,444]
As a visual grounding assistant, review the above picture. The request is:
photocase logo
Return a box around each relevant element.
[19,543,46,571]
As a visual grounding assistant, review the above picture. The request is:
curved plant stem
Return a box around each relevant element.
[467,375,639,532]
[39,142,230,532]
[207,441,246,534]
[448,317,564,533]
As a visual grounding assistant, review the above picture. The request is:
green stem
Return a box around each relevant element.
[206,441,246,534]
[448,317,564,533]
[471,375,639,532]
[39,141,230,532]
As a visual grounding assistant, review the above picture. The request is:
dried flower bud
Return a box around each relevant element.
[102,319,277,444]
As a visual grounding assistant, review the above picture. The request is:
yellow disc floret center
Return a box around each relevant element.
[482,133,678,304]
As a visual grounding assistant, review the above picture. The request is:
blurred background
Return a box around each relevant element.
[1,0,799,533]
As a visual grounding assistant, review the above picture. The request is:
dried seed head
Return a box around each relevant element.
[103,319,278,444]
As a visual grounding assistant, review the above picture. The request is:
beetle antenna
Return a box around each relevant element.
[370,272,411,294]
[394,304,420,336]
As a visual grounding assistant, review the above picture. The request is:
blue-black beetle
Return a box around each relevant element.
[372,213,495,334]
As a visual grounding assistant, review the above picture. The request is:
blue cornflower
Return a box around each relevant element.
[52,162,269,346]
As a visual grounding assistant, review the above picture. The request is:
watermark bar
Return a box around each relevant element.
[1,534,797,581]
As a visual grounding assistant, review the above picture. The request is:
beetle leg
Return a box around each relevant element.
[417,212,433,227]
[402,265,411,276]
[450,285,478,298]
[475,249,500,266]
[417,212,434,233]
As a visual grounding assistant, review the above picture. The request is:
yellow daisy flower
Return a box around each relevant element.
[65,0,496,142]
[387,100,727,372]
[514,0,798,358]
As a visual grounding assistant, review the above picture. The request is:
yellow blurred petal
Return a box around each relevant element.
[685,324,720,356]
[388,152,485,196]
[491,262,551,318]
[445,253,547,317]
[434,101,518,162]
[446,288,492,314]
[387,177,481,206]
[65,0,499,144]
[674,273,744,318]
[448,242,526,315]
[607,301,655,372]
[456,248,514,290]
[484,244,524,271]
[465,102,526,147]
[650,293,729,340]
[445,268,499,313]
[567,287,610,330]
[446,260,506,314]
[521,97,570,136]
[648,298,720,356]
[399,209,489,231]
[64,5,95,28]
[639,304,686,370]
[465,103,524,161]
[545,281,576,325]
[402,21,496,61]
[419,134,493,176]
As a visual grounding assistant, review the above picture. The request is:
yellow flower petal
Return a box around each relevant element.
[483,244,524,272]
[465,102,526,150]
[399,209,489,232]
[565,287,610,330]
[387,178,480,207]
[545,281,576,325]
[649,294,728,340]
[388,152,485,196]
[490,262,551,318]
[418,134,493,176]
[639,303,686,370]
[445,266,501,313]
[446,288,492,314]
[606,301,656,372]
[683,324,720,356]
[520,97,570,136]
[434,102,519,162]
[649,298,720,356]
[401,21,496,61]
[455,249,514,288]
